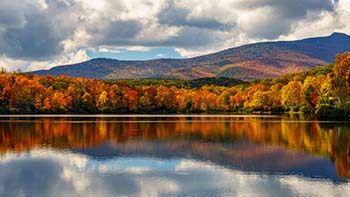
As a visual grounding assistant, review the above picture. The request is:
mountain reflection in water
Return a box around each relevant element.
[0,115,349,196]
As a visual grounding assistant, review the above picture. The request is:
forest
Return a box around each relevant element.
[0,52,349,118]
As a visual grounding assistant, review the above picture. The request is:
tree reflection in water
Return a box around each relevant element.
[0,116,349,180]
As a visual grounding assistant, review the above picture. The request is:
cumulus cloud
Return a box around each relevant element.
[0,1,26,29]
[0,55,28,71]
[27,49,90,71]
[0,0,349,70]
[158,1,229,31]
[0,0,79,61]
[283,0,350,39]
[90,20,143,46]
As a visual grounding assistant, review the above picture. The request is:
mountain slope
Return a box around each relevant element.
[32,32,350,80]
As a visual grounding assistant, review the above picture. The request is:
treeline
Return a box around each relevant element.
[0,52,349,118]
[111,77,248,89]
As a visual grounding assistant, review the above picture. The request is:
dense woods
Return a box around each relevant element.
[1,52,350,118]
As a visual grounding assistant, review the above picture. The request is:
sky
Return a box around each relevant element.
[0,0,349,72]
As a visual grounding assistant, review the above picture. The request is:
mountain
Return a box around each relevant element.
[32,32,350,80]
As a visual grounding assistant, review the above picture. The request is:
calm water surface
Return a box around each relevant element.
[0,115,349,197]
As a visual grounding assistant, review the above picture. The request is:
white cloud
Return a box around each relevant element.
[156,53,165,58]
[239,6,292,39]
[125,46,152,52]
[35,0,48,10]
[174,47,218,58]
[98,47,121,54]
[0,0,349,70]
[27,49,89,71]
[62,28,92,53]
[0,55,28,71]
[281,0,350,40]
[126,166,150,174]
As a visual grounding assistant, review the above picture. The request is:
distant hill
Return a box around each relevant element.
[32,32,350,80]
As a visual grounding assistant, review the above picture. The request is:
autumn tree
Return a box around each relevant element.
[155,86,176,112]
[108,84,123,111]
[97,91,110,112]
[332,52,350,110]
[249,91,272,111]
[302,75,324,111]
[281,79,303,111]
[127,89,138,112]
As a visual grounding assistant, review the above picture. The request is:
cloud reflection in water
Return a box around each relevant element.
[0,149,349,197]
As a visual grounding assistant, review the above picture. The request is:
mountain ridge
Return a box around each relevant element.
[32,32,350,80]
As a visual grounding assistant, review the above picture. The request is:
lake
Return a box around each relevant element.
[0,115,349,197]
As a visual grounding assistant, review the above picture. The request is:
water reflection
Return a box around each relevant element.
[1,150,349,197]
[0,116,349,196]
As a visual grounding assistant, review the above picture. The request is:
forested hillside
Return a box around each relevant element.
[32,33,350,80]
[2,52,350,118]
